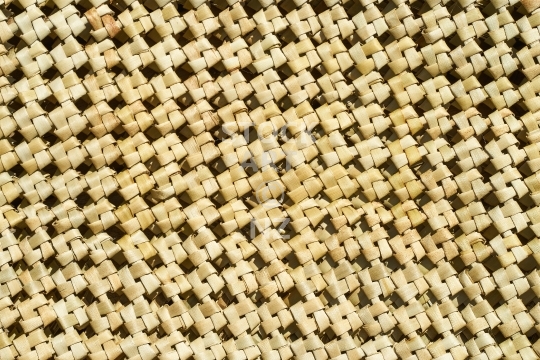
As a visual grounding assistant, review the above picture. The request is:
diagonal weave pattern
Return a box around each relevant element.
[1,0,540,358]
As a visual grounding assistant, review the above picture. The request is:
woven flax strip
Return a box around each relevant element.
[1,0,540,358]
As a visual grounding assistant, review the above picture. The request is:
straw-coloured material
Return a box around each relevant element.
[1,0,540,358]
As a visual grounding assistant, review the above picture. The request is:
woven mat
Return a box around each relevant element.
[2,0,540,358]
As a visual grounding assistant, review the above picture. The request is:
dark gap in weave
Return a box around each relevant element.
[75,191,91,209]
[108,97,124,113]
[72,32,89,46]
[66,225,86,242]
[43,192,57,209]
[478,34,493,52]
[108,191,126,208]
[10,195,22,209]
[512,38,527,52]
[6,98,23,114]
[75,64,91,80]
[475,103,494,120]
[510,102,527,119]
[75,161,93,176]
[42,96,60,115]
[74,0,92,13]
[73,97,90,113]
[40,3,57,17]
[6,0,23,12]
[104,225,127,244]
[108,64,126,78]
[40,34,56,53]
[177,1,189,14]
[9,131,23,145]
[141,67,157,82]
[108,156,127,173]
[477,71,494,87]
[311,0,327,14]
[509,70,526,88]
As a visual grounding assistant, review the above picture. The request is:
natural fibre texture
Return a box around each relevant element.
[3,0,540,358]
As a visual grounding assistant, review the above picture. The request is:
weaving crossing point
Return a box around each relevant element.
[0,0,540,358]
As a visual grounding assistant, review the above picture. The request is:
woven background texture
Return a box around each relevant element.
[1,0,540,358]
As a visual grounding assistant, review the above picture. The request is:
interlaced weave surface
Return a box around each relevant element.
[2,0,540,358]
